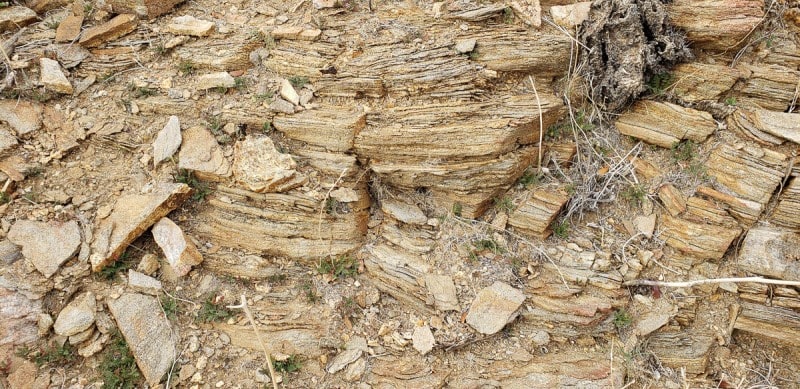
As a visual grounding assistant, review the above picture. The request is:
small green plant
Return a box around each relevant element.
[300,281,319,303]
[100,332,141,389]
[325,197,341,215]
[128,83,157,98]
[621,184,647,207]
[724,97,737,106]
[646,72,673,96]
[17,342,76,367]
[503,7,514,23]
[84,3,94,15]
[174,169,212,202]
[317,255,357,279]
[468,49,479,60]
[45,19,60,29]
[178,60,196,76]
[255,91,274,102]
[160,295,178,320]
[197,295,236,323]
[565,183,577,196]
[98,250,134,280]
[262,121,273,133]
[517,169,541,189]
[613,309,633,329]
[267,273,287,284]
[151,42,166,56]
[0,192,10,204]
[234,76,247,91]
[494,196,514,213]
[552,220,570,239]
[288,75,309,88]
[271,354,302,373]
[671,140,697,163]
[472,238,505,254]
[573,110,595,132]
[452,202,463,217]
[206,116,223,134]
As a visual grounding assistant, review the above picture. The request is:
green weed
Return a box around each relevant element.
[552,220,570,239]
[234,77,247,91]
[288,76,309,88]
[272,354,302,373]
[517,169,541,189]
[262,121,273,133]
[724,97,737,106]
[0,192,10,204]
[16,343,76,367]
[160,295,178,320]
[100,332,141,389]
[472,239,505,254]
[613,309,633,329]
[503,7,514,23]
[317,255,357,279]
[452,202,463,217]
[175,169,212,202]
[98,250,134,280]
[671,140,697,163]
[197,295,235,323]
[300,281,319,303]
[621,184,647,207]
[178,60,196,76]
[493,196,514,213]
[646,72,673,96]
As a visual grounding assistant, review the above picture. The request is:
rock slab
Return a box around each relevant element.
[152,217,203,276]
[153,115,181,166]
[0,6,37,32]
[0,287,42,346]
[0,100,42,136]
[196,72,235,90]
[412,324,435,355]
[53,292,96,337]
[39,58,73,94]
[177,126,231,181]
[108,293,177,386]
[91,183,191,272]
[167,15,214,36]
[8,219,81,278]
[381,199,427,225]
[107,0,185,19]
[233,135,305,193]
[79,13,137,48]
[466,281,526,334]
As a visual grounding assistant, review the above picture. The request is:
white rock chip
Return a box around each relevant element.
[166,15,215,37]
[197,72,236,90]
[425,274,460,311]
[466,281,525,334]
[128,269,163,295]
[550,2,592,28]
[280,79,300,105]
[455,38,476,54]
[412,324,435,355]
[327,336,367,374]
[39,58,73,94]
[8,220,81,278]
[177,126,231,181]
[152,217,203,276]
[54,292,96,337]
[153,115,182,166]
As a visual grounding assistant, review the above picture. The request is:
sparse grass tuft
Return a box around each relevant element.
[317,255,357,279]
[16,342,77,367]
[255,91,274,102]
[613,309,633,329]
[621,184,647,207]
[493,196,514,213]
[100,332,141,389]
[160,295,178,320]
[234,76,247,91]
[472,238,505,254]
[197,295,236,323]
[127,83,157,98]
[724,97,737,106]
[671,140,697,163]
[503,7,514,23]
[174,169,212,202]
[646,72,673,96]
[517,169,541,189]
[552,220,570,239]
[300,281,320,303]
[267,273,287,284]
[98,250,134,280]
[262,121,272,133]
[452,202,463,217]
[288,75,309,88]
[272,354,302,373]
[0,192,10,204]
[178,60,196,76]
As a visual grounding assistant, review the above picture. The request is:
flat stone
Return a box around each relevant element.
[0,6,37,32]
[270,25,303,39]
[25,0,70,13]
[39,58,73,94]
[37,314,53,336]
[425,274,460,311]
[152,217,203,277]
[108,293,178,386]
[79,13,138,48]
[177,126,231,181]
[69,327,95,345]
[153,115,181,166]
[53,292,96,337]
[196,72,236,90]
[166,15,215,36]
[633,214,656,239]
[455,38,476,54]
[269,97,295,114]
[466,281,526,335]
[7,360,37,389]
[137,253,160,275]
[107,0,186,19]
[280,79,300,105]
[636,312,671,337]
[55,13,84,42]
[330,187,359,203]
[90,183,191,272]
[550,2,592,28]
[0,287,42,346]
[233,135,305,193]
[128,269,163,294]
[381,199,427,225]
[8,219,81,278]
[298,28,322,41]
[0,128,18,155]
[412,324,435,355]
[312,0,337,8]
[327,336,367,374]
[0,100,42,136]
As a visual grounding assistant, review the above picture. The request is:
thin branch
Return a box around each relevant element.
[227,294,279,389]
[624,276,800,288]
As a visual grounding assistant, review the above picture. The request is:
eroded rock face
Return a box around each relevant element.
[233,135,305,193]
[0,287,42,346]
[8,219,81,278]
[107,0,186,19]
[466,281,526,334]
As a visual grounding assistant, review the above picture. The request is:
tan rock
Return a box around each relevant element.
[381,199,427,225]
[298,28,322,41]
[90,183,191,272]
[273,105,365,152]
[738,227,800,280]
[771,177,800,229]
[668,0,763,50]
[152,217,202,276]
[152,115,181,166]
[466,281,525,334]
[615,101,716,148]
[196,72,235,90]
[670,62,750,102]
[412,324,435,355]
[128,269,163,294]
[79,14,138,48]
[550,2,591,28]
[508,0,542,27]
[632,214,656,238]
[0,287,42,346]
[0,100,43,136]
[0,6,36,32]
[7,360,37,389]
[280,79,300,105]
[177,126,231,181]
[166,15,214,36]
[39,58,73,94]
[270,25,303,40]
[508,188,570,239]
[233,135,305,193]
[53,292,96,337]
[107,0,186,19]
[8,219,81,278]
[24,0,70,13]
[312,0,337,9]
[425,274,459,311]
[728,108,800,145]
[55,13,84,42]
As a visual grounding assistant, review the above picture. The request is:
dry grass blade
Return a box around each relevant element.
[625,277,800,288]
[227,294,279,389]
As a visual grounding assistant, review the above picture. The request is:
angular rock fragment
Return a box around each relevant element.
[108,293,178,386]
[53,292,96,337]
[25,0,70,13]
[327,336,367,374]
[657,183,686,217]
[669,62,749,103]
[196,72,235,90]
[738,227,800,280]
[734,302,800,346]
[647,331,715,374]
[128,269,163,295]
[0,287,42,346]
[508,188,570,239]
[0,100,42,136]
[39,58,73,94]
[727,108,800,145]
[107,0,186,19]
[233,135,305,193]
[364,243,434,314]
[466,281,525,334]
[550,2,591,28]
[412,324,435,355]
[0,6,36,32]
[615,101,716,148]
[166,15,214,37]
[508,0,542,27]
[177,126,231,181]
[7,360,37,389]
[668,0,763,50]
[660,197,741,260]
[175,38,259,71]
[91,183,191,272]
[269,26,321,41]
[8,219,81,278]
[152,217,203,276]
[0,239,21,264]
[705,144,786,211]
[454,38,476,54]
[424,274,460,311]
[737,64,800,111]
[279,79,300,105]
[79,14,138,48]
[153,115,181,166]
[381,199,427,225]
[55,12,84,43]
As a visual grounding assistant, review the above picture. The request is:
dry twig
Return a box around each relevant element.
[228,294,279,389]
[624,276,800,288]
